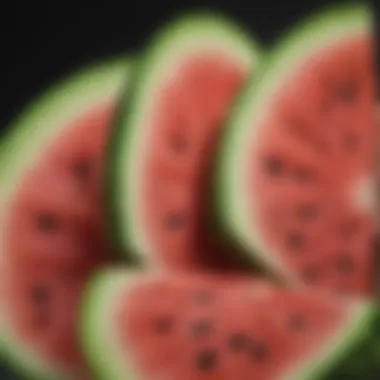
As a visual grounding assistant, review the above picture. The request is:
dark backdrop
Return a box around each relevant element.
[0,0,335,129]
[0,0,376,379]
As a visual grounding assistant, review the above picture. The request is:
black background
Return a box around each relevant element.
[0,0,377,379]
[0,0,336,130]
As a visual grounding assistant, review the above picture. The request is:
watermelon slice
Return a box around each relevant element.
[108,13,261,272]
[0,57,132,379]
[215,4,376,295]
[81,268,380,379]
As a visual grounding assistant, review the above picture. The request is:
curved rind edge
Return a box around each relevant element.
[80,269,376,380]
[108,10,262,267]
[80,268,140,380]
[288,301,375,379]
[0,56,133,379]
[214,2,373,283]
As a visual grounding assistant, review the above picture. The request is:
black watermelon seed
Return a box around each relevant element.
[302,267,319,283]
[265,157,283,176]
[288,314,306,331]
[170,132,188,153]
[286,232,305,250]
[37,214,59,232]
[73,159,92,180]
[251,341,269,361]
[190,319,213,338]
[31,286,50,303]
[228,333,250,352]
[196,349,217,371]
[195,290,213,306]
[165,213,186,230]
[297,204,318,220]
[154,317,173,334]
[294,168,313,183]
[340,222,357,238]
[338,83,358,102]
[336,255,354,273]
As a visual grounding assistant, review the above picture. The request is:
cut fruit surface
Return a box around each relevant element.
[109,12,261,272]
[215,4,376,295]
[0,57,133,379]
[81,268,379,380]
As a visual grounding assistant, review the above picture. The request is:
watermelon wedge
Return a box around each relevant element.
[81,268,380,379]
[215,4,376,295]
[0,57,132,379]
[108,12,261,272]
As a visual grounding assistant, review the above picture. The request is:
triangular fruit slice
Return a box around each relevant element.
[81,268,380,380]
[215,4,376,295]
[108,12,261,273]
[0,57,132,379]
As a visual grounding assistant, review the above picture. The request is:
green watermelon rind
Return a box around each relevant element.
[214,2,373,283]
[107,11,262,267]
[0,56,134,380]
[80,268,376,380]
[80,268,141,380]
[286,301,375,379]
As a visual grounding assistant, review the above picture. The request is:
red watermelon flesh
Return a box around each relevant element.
[2,102,117,376]
[143,55,248,271]
[81,269,377,380]
[111,14,260,274]
[250,35,375,295]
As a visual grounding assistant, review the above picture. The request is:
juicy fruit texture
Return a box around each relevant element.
[81,269,377,380]
[250,32,374,294]
[110,13,260,272]
[216,5,376,295]
[5,107,113,373]
[0,58,131,379]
